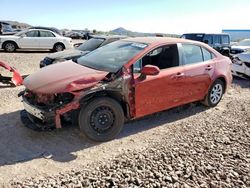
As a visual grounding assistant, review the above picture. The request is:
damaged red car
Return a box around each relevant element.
[20,37,232,141]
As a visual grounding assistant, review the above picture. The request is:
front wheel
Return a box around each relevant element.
[202,79,225,107]
[78,97,124,142]
[4,42,16,52]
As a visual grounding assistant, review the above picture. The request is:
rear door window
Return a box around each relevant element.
[39,31,55,37]
[182,44,203,65]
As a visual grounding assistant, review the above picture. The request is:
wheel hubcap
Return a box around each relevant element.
[90,106,114,133]
[210,84,223,104]
[6,43,15,51]
[56,45,63,51]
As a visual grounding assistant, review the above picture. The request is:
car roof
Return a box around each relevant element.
[22,28,60,35]
[29,26,62,35]
[122,37,205,45]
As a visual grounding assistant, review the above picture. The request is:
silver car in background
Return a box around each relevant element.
[231,51,250,79]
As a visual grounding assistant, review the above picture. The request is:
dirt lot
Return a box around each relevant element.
[0,51,249,187]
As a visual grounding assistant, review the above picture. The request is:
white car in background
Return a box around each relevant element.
[0,29,73,52]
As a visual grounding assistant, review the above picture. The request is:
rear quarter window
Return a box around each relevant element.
[202,48,214,61]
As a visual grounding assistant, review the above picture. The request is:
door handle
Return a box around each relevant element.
[172,72,185,79]
[205,65,213,70]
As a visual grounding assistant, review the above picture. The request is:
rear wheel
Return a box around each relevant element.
[53,43,65,52]
[3,42,17,52]
[202,79,225,107]
[78,97,124,142]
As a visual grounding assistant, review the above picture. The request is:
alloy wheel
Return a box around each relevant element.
[5,43,15,52]
[210,83,223,104]
[55,45,64,52]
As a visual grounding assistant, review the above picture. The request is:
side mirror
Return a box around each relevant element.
[141,65,160,76]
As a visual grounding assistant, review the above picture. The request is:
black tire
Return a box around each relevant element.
[202,79,225,107]
[3,41,17,52]
[53,43,65,52]
[78,97,124,142]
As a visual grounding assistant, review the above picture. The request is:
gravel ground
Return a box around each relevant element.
[0,51,249,187]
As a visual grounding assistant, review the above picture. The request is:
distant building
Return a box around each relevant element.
[222,30,250,41]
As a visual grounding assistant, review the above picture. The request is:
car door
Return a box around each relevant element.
[38,30,57,49]
[133,44,187,118]
[181,44,215,102]
[17,30,40,48]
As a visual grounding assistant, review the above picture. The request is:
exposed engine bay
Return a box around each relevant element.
[20,68,133,131]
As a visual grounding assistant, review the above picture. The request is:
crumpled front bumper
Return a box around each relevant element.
[20,110,54,131]
[21,97,57,130]
[21,95,80,130]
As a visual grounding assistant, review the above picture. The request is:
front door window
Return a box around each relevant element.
[133,44,179,73]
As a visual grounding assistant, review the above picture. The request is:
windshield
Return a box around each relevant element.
[77,38,104,51]
[237,40,250,46]
[78,40,148,72]
[14,30,28,36]
[181,34,204,42]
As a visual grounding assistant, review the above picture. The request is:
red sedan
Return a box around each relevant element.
[21,37,232,141]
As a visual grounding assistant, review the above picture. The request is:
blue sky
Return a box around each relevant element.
[1,0,250,34]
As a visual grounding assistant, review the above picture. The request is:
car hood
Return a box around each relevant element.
[0,35,19,39]
[46,49,89,60]
[24,60,109,94]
